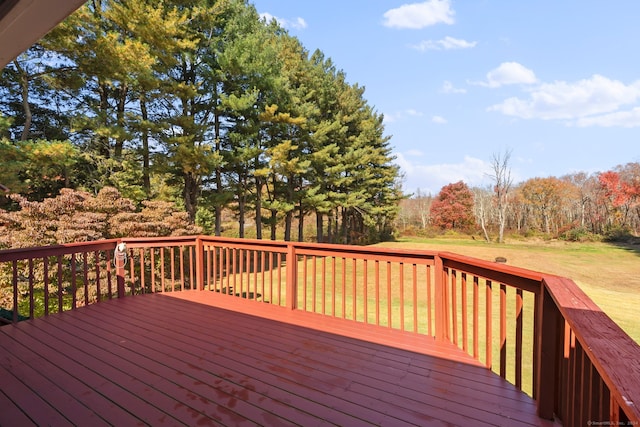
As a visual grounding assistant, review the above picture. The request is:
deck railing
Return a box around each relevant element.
[1,235,638,426]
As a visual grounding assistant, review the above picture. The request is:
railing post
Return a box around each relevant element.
[536,283,559,420]
[195,236,204,291]
[286,243,297,310]
[434,255,445,341]
[115,241,126,298]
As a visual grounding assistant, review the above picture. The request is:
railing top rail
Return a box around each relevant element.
[543,275,640,421]
[0,239,119,262]
[438,251,546,294]
[199,235,440,261]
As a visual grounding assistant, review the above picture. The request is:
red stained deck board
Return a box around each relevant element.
[0,390,36,427]
[0,329,149,426]
[39,312,342,427]
[0,292,557,426]
[67,300,397,427]
[136,294,539,423]
[0,350,110,427]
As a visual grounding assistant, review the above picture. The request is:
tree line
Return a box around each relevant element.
[0,0,401,247]
[398,160,640,242]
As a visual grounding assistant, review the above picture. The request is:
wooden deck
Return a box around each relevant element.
[0,291,557,426]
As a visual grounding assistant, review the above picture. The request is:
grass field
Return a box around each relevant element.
[375,236,640,345]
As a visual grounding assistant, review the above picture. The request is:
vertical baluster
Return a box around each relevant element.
[178,246,184,291]
[461,272,468,353]
[321,256,326,315]
[260,250,265,301]
[150,248,156,293]
[43,257,50,314]
[139,248,146,294]
[500,283,507,378]
[412,263,418,333]
[28,258,35,318]
[451,269,457,345]
[170,247,176,292]
[57,255,64,312]
[303,255,308,311]
[443,267,450,340]
[486,279,492,369]
[312,255,317,312]
[601,382,611,424]
[84,252,89,306]
[241,249,246,297]
[341,257,346,319]
[399,262,404,331]
[352,258,357,321]
[106,250,113,299]
[386,261,392,328]
[12,260,18,322]
[269,251,273,304]
[364,259,369,324]
[567,328,576,426]
[331,257,336,316]
[71,252,77,310]
[160,248,166,292]
[473,275,479,359]
[189,246,195,290]
[253,250,258,300]
[94,251,100,302]
[375,260,380,326]
[533,291,540,399]
[573,340,585,426]
[595,370,605,422]
[515,288,523,390]
[427,264,432,336]
[239,248,244,298]
[276,252,282,306]
[561,320,571,420]
[205,246,210,291]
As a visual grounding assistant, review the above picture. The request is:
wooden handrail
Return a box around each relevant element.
[541,275,640,424]
[1,235,638,426]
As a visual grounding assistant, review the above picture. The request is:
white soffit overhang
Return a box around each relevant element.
[0,0,86,68]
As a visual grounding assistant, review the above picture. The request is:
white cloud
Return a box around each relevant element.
[432,115,447,124]
[575,107,640,128]
[383,0,454,29]
[489,74,640,121]
[260,12,307,30]
[473,62,537,88]
[395,154,493,194]
[441,80,466,94]
[384,109,424,124]
[411,36,477,52]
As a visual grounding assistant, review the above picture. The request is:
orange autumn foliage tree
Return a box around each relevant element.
[430,181,475,230]
[0,187,200,249]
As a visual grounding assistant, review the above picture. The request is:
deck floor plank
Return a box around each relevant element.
[0,292,558,426]
[0,389,37,427]
[136,296,540,425]
[0,327,149,426]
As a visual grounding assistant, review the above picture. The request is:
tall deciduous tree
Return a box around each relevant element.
[489,149,513,243]
[519,177,568,234]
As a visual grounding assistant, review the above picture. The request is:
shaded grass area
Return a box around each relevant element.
[378,237,640,345]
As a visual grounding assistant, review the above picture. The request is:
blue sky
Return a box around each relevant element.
[251,0,640,195]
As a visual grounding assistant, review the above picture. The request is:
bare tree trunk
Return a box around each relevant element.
[184,172,198,222]
[255,175,263,240]
[297,203,304,242]
[490,150,513,243]
[316,211,324,242]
